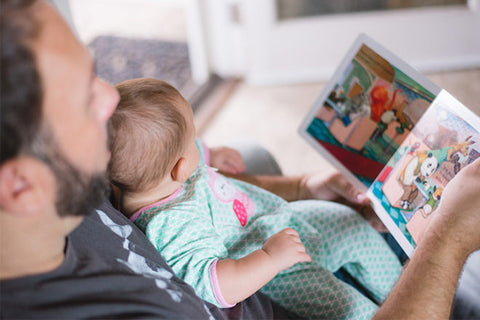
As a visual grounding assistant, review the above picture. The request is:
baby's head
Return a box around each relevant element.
[109,78,199,196]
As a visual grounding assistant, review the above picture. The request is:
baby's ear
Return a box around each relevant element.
[171,157,189,183]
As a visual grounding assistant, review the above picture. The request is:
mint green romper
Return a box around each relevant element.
[132,140,402,319]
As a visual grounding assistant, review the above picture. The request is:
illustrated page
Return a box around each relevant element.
[300,35,438,189]
[368,90,480,256]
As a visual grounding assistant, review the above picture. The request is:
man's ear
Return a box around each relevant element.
[171,157,189,183]
[0,157,55,216]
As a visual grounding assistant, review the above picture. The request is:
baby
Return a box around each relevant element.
[109,78,402,320]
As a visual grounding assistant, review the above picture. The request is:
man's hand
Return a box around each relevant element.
[429,158,480,255]
[299,171,368,203]
[299,171,387,231]
[209,147,245,174]
[373,158,480,320]
[262,228,311,272]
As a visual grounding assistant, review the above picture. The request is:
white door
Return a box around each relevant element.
[201,0,480,85]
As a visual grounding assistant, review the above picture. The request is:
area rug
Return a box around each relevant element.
[88,35,194,98]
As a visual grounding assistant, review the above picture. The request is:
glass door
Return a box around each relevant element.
[240,0,480,84]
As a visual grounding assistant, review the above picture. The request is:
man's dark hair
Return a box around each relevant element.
[1,0,42,164]
[0,0,110,216]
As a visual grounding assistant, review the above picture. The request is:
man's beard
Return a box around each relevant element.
[51,154,110,217]
[31,126,110,217]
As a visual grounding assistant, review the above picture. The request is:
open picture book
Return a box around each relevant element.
[299,34,480,257]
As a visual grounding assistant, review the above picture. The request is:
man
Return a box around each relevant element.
[1,0,480,318]
[0,1,288,318]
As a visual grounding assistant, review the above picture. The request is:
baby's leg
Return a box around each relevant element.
[290,200,402,303]
[261,265,378,320]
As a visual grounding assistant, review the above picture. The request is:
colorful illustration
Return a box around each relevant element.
[300,35,480,257]
[370,100,480,248]
[306,44,435,187]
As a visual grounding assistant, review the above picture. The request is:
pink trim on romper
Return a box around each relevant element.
[209,260,236,308]
[130,186,183,222]
[200,140,210,166]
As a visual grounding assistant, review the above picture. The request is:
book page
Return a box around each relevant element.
[299,34,439,192]
[368,90,480,257]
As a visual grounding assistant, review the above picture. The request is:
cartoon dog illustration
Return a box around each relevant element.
[398,151,438,210]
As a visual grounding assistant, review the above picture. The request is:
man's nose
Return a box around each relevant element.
[97,78,120,123]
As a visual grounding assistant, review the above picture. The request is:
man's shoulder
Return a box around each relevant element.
[0,200,214,319]
[1,200,296,320]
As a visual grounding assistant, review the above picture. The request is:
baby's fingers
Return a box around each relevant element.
[224,160,244,174]
[225,150,245,173]
[284,229,311,262]
[281,228,300,237]
[290,240,311,264]
[297,251,312,263]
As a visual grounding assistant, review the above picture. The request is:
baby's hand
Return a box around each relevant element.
[209,147,245,174]
[262,228,311,272]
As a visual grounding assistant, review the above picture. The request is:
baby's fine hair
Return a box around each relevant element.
[109,78,188,193]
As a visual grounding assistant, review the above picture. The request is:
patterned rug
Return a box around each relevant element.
[88,35,196,99]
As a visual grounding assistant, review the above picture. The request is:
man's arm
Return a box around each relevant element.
[223,170,367,203]
[222,173,304,201]
[223,170,386,230]
[374,158,480,319]
[374,224,467,319]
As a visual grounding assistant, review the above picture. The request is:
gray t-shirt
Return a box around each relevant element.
[1,201,294,319]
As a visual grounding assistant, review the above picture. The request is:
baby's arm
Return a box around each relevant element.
[216,228,311,305]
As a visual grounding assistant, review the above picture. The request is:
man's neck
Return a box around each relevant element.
[0,215,67,279]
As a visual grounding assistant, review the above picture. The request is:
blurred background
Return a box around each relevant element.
[53,0,480,176]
